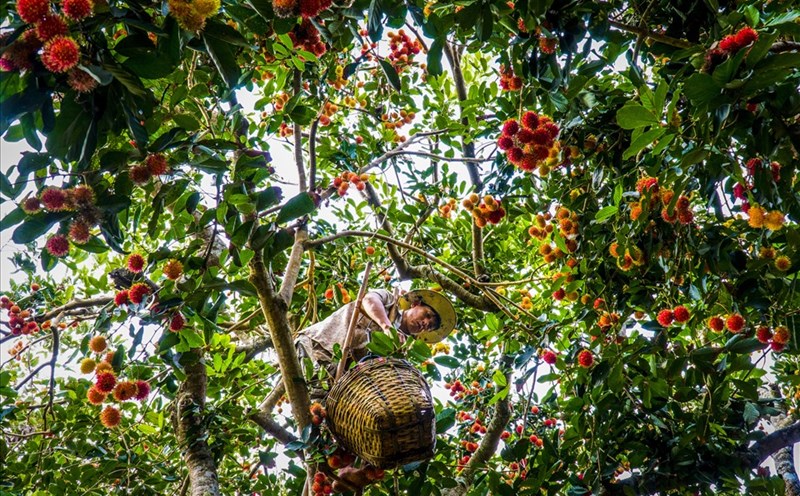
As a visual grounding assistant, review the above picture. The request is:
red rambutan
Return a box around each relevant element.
[40,187,68,211]
[95,372,117,393]
[34,14,68,42]
[542,122,560,140]
[726,313,745,333]
[516,128,535,144]
[656,309,674,327]
[708,316,724,332]
[128,283,150,304]
[521,111,539,130]
[129,165,151,185]
[770,341,785,353]
[17,0,50,23]
[530,128,552,146]
[672,305,690,323]
[100,405,121,428]
[45,234,70,257]
[145,154,169,176]
[719,35,739,52]
[577,349,593,368]
[68,220,90,244]
[507,147,524,164]
[114,290,129,306]
[519,154,537,171]
[497,136,514,150]
[755,326,773,344]
[734,27,758,48]
[541,350,557,365]
[502,119,519,136]
[69,184,95,205]
[134,380,150,401]
[126,253,145,273]
[41,36,80,73]
[67,68,98,93]
[532,145,550,161]
[299,0,323,18]
[21,196,42,214]
[169,312,185,332]
[62,0,94,21]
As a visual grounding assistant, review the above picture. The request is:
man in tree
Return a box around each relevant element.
[295,288,456,398]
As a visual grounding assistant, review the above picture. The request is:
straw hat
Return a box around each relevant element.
[398,289,456,344]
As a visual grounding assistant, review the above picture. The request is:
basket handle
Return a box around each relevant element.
[335,261,373,382]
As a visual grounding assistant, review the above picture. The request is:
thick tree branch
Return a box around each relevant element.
[442,355,514,496]
[608,20,694,49]
[234,333,274,362]
[175,359,220,496]
[249,255,312,431]
[748,421,800,468]
[250,411,297,445]
[770,41,800,53]
[34,297,112,323]
[279,227,309,305]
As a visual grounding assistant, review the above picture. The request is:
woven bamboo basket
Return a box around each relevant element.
[325,357,436,469]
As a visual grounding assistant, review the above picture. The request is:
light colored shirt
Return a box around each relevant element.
[295,289,400,365]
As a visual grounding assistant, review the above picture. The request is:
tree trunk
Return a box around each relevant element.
[176,358,220,496]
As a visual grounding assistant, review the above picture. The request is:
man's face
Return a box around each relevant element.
[401,304,440,335]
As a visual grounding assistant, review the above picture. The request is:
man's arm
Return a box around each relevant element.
[361,292,394,334]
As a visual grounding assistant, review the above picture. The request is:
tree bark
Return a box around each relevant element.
[175,358,220,496]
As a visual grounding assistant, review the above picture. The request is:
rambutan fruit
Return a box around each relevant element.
[69,185,95,205]
[521,111,539,130]
[45,235,70,257]
[193,0,220,17]
[100,405,121,428]
[134,380,150,401]
[17,0,50,23]
[719,35,739,52]
[126,253,145,273]
[145,154,168,176]
[773,326,790,345]
[542,122,559,140]
[41,36,80,73]
[299,0,324,18]
[775,256,791,272]
[656,309,674,327]
[507,147,524,164]
[770,342,785,352]
[163,259,183,280]
[497,136,514,150]
[734,27,758,47]
[69,220,91,244]
[80,357,96,374]
[169,312,185,332]
[501,119,519,136]
[530,128,551,146]
[128,283,150,304]
[552,288,565,301]
[21,197,42,214]
[272,0,298,17]
[89,335,107,353]
[747,205,765,228]
[756,326,773,344]
[34,15,68,42]
[532,145,550,161]
[661,208,677,224]
[113,381,138,401]
[725,313,745,333]
[129,165,151,185]
[40,187,68,211]
[675,195,690,211]
[87,387,106,405]
[95,372,117,393]
[62,0,94,21]
[677,209,694,225]
[673,306,690,323]
[764,210,784,231]
[487,206,505,225]
[67,68,98,93]
[114,290,129,306]
[516,128,535,144]
[541,350,557,364]
[518,153,537,171]
[95,361,113,374]
[577,349,593,368]
[745,158,762,174]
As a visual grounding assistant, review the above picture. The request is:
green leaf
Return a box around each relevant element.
[433,355,460,369]
[0,207,25,232]
[726,337,765,354]
[622,128,666,160]
[181,328,206,349]
[17,152,51,175]
[616,104,659,129]
[427,38,444,77]
[743,402,759,424]
[367,0,384,42]
[275,193,316,224]
[203,33,242,88]
[12,213,69,244]
[684,73,722,105]
[594,205,618,222]
[74,236,109,253]
[379,59,402,92]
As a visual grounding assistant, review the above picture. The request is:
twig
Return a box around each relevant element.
[34,297,112,323]
[293,69,307,192]
[335,262,373,381]
[608,20,693,49]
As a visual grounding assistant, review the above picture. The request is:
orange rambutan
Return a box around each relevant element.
[775,256,791,272]
[68,220,91,244]
[773,326,790,345]
[163,259,183,280]
[764,210,785,231]
[100,405,121,428]
[87,387,106,405]
[128,283,150,304]
[89,335,107,353]
[113,381,138,401]
[41,36,80,73]
[95,361,113,374]
[272,0,298,17]
[67,68,98,93]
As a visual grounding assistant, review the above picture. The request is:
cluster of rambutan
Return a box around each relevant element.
[608,242,645,271]
[656,305,691,327]
[707,313,746,334]
[437,198,458,219]
[629,179,694,226]
[7,339,25,361]
[747,204,785,231]
[499,65,522,91]
[380,109,415,132]
[2,295,39,335]
[527,211,554,240]
[310,472,332,496]
[431,341,450,355]
[114,282,152,307]
[757,246,792,272]
[461,193,506,228]
[755,325,790,352]
[332,171,369,196]
[704,27,758,72]
[317,101,339,126]
[129,153,170,185]
[6,0,94,76]
[309,402,326,425]
[289,19,327,57]
[497,111,560,175]
[328,65,349,91]
[538,34,557,54]
[503,459,529,484]
[81,336,151,428]
[444,379,467,400]
[167,0,219,31]
[21,184,100,257]
[272,0,331,19]
[324,283,351,303]
[387,30,422,70]
[744,158,781,182]
[596,310,620,334]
